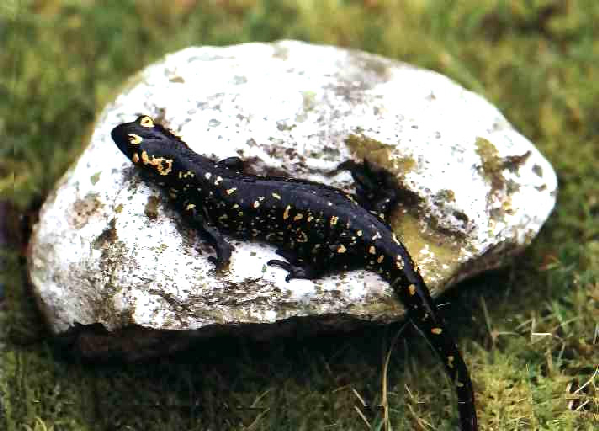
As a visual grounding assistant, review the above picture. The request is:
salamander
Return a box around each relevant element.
[111,115,478,430]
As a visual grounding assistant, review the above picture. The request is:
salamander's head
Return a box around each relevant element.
[111,115,188,177]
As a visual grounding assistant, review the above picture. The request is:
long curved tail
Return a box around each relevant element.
[391,270,478,430]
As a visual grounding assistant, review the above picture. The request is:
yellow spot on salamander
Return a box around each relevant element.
[226,187,237,195]
[431,327,442,335]
[271,192,281,200]
[356,230,362,236]
[139,116,154,128]
[447,356,455,368]
[132,153,139,163]
[141,151,150,164]
[253,200,260,208]
[294,213,303,221]
[369,245,376,255]
[408,284,416,295]
[337,245,346,253]
[185,203,196,211]
[151,158,173,176]
[283,205,291,220]
[330,216,339,226]
[233,203,239,208]
[127,134,142,145]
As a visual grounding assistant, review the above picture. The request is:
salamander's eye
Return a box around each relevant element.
[128,133,142,145]
[139,116,154,128]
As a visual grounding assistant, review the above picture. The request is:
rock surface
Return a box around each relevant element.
[29,41,557,360]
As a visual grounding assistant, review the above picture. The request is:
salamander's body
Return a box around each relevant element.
[111,115,478,430]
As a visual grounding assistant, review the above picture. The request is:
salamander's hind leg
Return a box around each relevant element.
[217,156,245,172]
[182,201,233,270]
[334,160,400,220]
[267,248,325,282]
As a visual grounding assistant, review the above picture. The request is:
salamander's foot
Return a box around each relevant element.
[334,160,400,219]
[207,245,232,271]
[267,259,320,282]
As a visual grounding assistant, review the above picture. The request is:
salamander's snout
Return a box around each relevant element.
[111,115,156,161]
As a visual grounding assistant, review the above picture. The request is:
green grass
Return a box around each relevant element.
[2,0,598,429]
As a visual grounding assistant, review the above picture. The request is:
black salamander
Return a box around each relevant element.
[111,115,478,430]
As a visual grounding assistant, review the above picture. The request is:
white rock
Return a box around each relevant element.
[28,41,557,359]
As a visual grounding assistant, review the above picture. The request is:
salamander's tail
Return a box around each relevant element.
[392,271,478,430]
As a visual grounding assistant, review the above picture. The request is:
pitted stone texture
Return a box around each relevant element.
[28,41,557,359]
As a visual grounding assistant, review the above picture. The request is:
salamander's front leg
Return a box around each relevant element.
[182,202,233,270]
[267,248,325,282]
[334,160,399,220]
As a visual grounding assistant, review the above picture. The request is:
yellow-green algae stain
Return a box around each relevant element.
[475,137,505,194]
[389,211,465,294]
[344,134,416,174]
[90,171,101,185]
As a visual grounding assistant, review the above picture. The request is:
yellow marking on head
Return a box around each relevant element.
[356,230,363,236]
[271,192,281,200]
[294,213,303,221]
[283,205,291,220]
[337,245,346,253]
[127,133,142,145]
[330,216,339,226]
[369,245,376,255]
[431,327,442,335]
[253,200,260,208]
[147,157,173,176]
[139,116,154,128]
[185,203,196,211]
[226,187,237,195]
[377,255,384,263]
[132,153,140,163]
